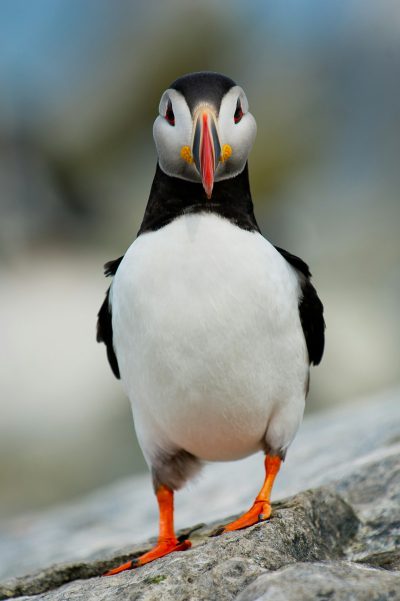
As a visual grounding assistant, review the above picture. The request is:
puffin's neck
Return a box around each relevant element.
[138,163,260,236]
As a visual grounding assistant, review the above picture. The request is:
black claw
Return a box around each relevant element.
[209,525,225,537]
[103,558,140,576]
[177,523,204,541]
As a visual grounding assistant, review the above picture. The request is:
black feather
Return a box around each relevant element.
[274,246,311,278]
[275,247,325,366]
[298,278,325,366]
[104,256,123,277]
[170,71,236,114]
[139,163,259,236]
[96,258,123,379]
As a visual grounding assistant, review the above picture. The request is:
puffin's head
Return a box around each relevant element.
[153,72,257,199]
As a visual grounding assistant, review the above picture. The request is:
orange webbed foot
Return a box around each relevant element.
[217,454,281,535]
[222,500,271,532]
[103,538,191,576]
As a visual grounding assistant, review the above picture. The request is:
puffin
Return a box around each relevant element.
[97,72,325,575]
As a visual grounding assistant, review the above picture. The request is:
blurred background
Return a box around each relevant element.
[1,0,399,523]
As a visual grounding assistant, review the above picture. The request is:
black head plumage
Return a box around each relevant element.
[170,71,236,114]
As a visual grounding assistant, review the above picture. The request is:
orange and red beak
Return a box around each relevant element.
[192,108,221,199]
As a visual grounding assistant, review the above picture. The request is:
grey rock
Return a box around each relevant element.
[0,387,400,600]
[0,489,358,600]
[358,549,400,571]
[236,562,400,601]
[1,387,399,581]
[336,444,400,563]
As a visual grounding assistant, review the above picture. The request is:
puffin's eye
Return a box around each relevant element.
[165,100,175,126]
[234,99,244,124]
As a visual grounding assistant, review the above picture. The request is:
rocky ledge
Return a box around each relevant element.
[1,387,399,600]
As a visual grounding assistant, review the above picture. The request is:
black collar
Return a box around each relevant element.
[138,163,260,236]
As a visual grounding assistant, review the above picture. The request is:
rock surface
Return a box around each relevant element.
[0,386,399,600]
[236,562,400,601]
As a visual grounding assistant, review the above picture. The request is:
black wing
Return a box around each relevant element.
[275,246,325,366]
[96,257,124,379]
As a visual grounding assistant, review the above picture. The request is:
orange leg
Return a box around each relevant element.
[104,485,191,576]
[222,454,281,533]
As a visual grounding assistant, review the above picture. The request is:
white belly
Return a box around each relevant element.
[111,213,308,463]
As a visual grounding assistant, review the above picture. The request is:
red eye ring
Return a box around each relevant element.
[165,100,175,126]
[234,99,243,124]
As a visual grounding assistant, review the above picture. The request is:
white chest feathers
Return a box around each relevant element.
[110,213,308,463]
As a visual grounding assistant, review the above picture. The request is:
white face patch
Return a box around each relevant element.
[153,89,201,182]
[153,85,257,184]
[216,86,257,181]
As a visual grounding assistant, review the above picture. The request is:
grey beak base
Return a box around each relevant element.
[192,118,202,173]
[191,112,222,176]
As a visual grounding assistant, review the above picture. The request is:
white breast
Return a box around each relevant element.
[111,213,308,464]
